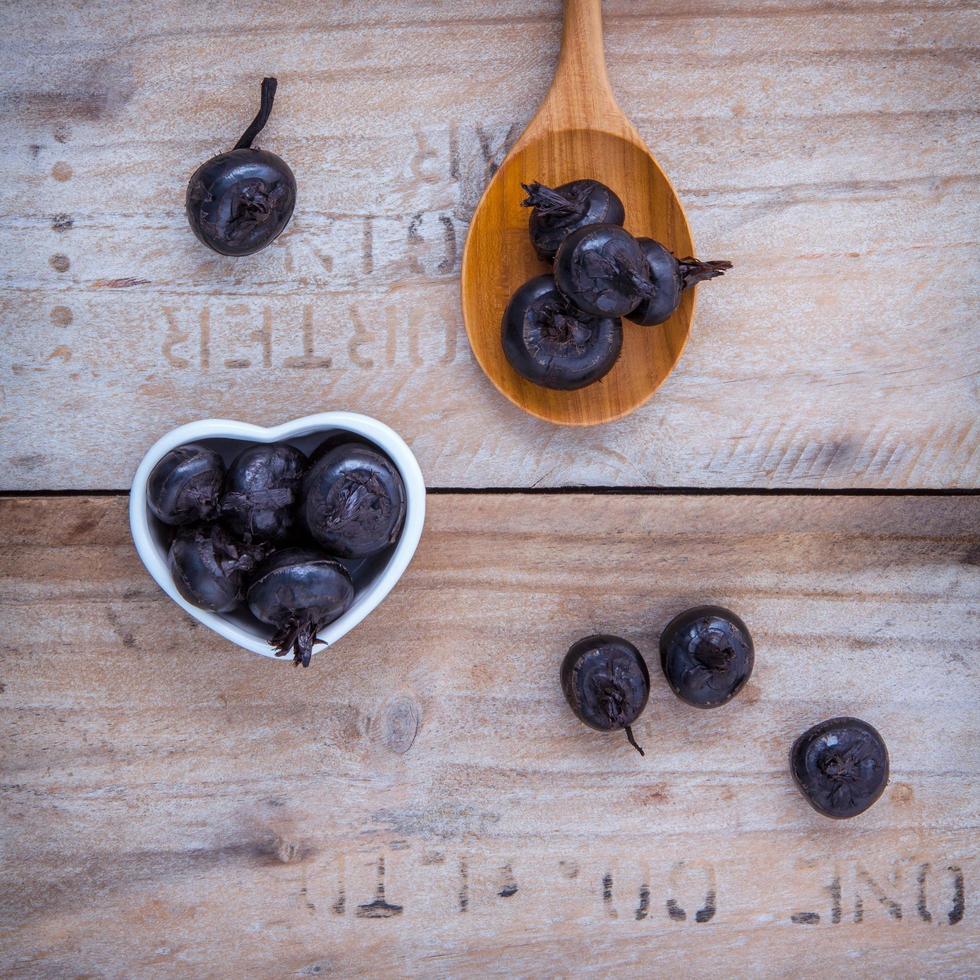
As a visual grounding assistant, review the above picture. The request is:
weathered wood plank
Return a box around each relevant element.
[0,1,978,489]
[1,495,977,975]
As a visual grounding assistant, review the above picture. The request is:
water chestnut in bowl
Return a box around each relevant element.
[147,443,224,526]
[302,443,407,559]
[246,548,355,666]
[561,634,650,755]
[186,77,296,256]
[553,224,653,318]
[221,442,306,544]
[521,179,625,261]
[628,239,732,327]
[501,274,622,390]
[168,523,262,613]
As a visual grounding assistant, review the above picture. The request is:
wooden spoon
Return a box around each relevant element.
[461,0,697,426]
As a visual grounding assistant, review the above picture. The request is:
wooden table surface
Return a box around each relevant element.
[1,1,977,977]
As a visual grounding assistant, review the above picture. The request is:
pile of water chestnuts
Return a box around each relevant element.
[561,606,889,819]
[502,179,732,390]
[147,437,406,666]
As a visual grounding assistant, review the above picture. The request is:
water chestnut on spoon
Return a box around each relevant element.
[246,548,354,666]
[302,443,406,559]
[554,224,653,318]
[628,238,732,327]
[502,274,622,390]
[221,442,306,544]
[561,635,650,755]
[186,77,296,256]
[521,179,625,261]
[147,444,224,526]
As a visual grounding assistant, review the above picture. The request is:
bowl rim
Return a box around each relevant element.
[129,412,426,660]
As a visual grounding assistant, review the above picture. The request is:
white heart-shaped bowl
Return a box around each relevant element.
[129,412,425,660]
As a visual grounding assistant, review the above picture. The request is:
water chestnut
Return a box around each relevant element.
[659,605,754,708]
[790,717,889,819]
[561,635,650,755]
[501,274,622,390]
[521,179,625,261]
[246,548,355,666]
[628,238,732,326]
[147,444,224,526]
[221,442,306,544]
[186,77,296,256]
[168,523,261,613]
[302,443,407,559]
[553,224,653,317]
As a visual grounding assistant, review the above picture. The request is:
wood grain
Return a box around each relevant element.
[462,0,697,424]
[1,494,977,976]
[0,0,977,487]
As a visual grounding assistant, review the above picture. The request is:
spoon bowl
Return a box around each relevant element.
[462,0,697,425]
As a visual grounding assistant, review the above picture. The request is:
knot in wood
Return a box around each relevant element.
[380,696,420,755]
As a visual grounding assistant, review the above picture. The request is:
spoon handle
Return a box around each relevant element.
[551,0,618,122]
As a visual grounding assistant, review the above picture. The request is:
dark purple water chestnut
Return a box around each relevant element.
[220,442,306,544]
[168,523,262,613]
[147,443,224,526]
[302,443,406,559]
[628,238,732,326]
[554,224,653,318]
[659,605,754,708]
[186,77,296,256]
[790,717,889,819]
[521,179,625,261]
[502,274,622,390]
[561,635,650,755]
[246,548,354,666]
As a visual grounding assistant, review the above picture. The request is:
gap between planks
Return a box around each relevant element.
[0,488,977,499]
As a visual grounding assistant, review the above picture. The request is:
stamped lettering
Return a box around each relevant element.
[300,850,967,928]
